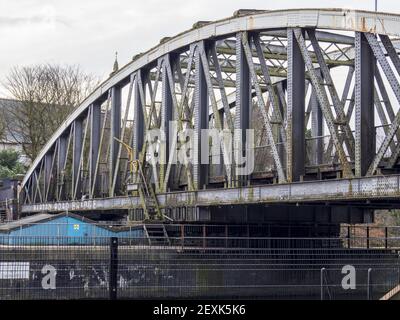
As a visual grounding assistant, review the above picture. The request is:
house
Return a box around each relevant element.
[0,98,30,165]
[0,178,20,221]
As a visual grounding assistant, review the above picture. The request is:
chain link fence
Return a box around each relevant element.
[0,234,399,300]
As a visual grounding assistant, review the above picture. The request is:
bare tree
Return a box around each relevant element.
[1,64,100,161]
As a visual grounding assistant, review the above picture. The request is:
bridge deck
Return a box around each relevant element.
[21,174,400,213]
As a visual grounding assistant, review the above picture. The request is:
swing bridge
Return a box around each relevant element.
[17,8,400,230]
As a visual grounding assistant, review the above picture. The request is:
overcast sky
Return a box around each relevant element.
[0,0,399,96]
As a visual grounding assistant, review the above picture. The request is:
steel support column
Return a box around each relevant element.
[355,32,375,176]
[235,33,252,186]
[32,170,40,203]
[311,77,324,165]
[57,135,68,201]
[193,47,209,190]
[90,102,101,197]
[277,81,287,164]
[133,74,145,160]
[72,120,83,199]
[110,86,121,196]
[287,28,305,182]
[160,57,174,191]
[218,108,225,177]
[44,152,53,201]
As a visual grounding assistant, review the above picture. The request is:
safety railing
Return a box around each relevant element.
[1,222,400,248]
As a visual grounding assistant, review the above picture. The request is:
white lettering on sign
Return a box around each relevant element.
[0,262,30,279]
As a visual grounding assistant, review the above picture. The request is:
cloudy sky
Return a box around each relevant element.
[0,0,399,96]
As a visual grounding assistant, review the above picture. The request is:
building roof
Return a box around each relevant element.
[0,98,24,144]
[0,213,53,232]
[0,98,22,109]
[0,212,111,233]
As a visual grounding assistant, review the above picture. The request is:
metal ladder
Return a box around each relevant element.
[143,224,170,246]
[134,160,162,221]
[0,209,6,222]
[115,137,163,221]
[135,151,173,222]
[0,200,8,222]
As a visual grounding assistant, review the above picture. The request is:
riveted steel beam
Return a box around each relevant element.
[293,28,353,178]
[355,32,375,177]
[175,56,191,126]
[135,67,158,189]
[199,41,233,187]
[311,80,324,165]
[380,35,400,74]
[20,173,400,214]
[304,81,313,128]
[341,66,355,105]
[76,110,91,199]
[177,44,196,123]
[109,86,122,196]
[146,63,161,128]
[23,181,31,205]
[44,150,54,202]
[57,134,68,201]
[89,102,101,198]
[276,81,287,164]
[133,72,145,160]
[59,127,73,201]
[276,81,287,124]
[375,69,396,122]
[164,52,195,191]
[235,33,252,187]
[307,29,355,158]
[216,34,355,66]
[164,45,197,191]
[365,33,400,175]
[160,56,174,192]
[241,32,286,183]
[210,43,234,130]
[111,74,135,196]
[72,120,83,199]
[30,171,35,204]
[91,92,111,197]
[193,45,209,190]
[314,54,354,165]
[379,35,400,168]
[33,168,42,203]
[253,34,287,147]
[373,88,395,155]
[287,28,306,182]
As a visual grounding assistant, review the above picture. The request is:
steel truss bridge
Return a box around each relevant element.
[19,8,400,224]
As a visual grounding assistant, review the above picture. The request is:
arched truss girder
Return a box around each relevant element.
[20,8,400,210]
